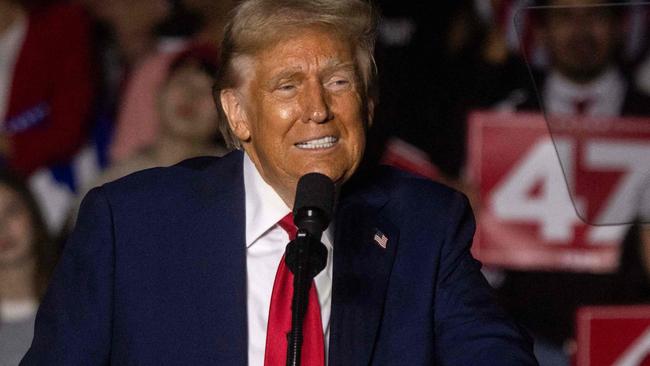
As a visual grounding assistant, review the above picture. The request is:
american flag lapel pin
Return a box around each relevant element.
[373,229,388,249]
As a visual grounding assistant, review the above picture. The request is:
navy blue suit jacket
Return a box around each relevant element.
[22,151,537,365]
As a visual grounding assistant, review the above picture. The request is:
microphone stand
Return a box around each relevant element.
[284,229,327,366]
[286,172,334,366]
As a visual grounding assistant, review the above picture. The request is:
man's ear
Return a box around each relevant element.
[220,89,251,142]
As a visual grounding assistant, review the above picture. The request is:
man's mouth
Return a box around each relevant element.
[295,136,338,150]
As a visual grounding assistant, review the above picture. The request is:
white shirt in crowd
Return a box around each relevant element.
[543,66,626,117]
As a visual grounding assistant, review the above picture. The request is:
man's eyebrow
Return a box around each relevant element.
[266,67,303,87]
[321,60,356,75]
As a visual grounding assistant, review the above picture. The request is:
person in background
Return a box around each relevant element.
[0,170,57,366]
[62,44,228,233]
[499,0,650,116]
[88,44,228,188]
[13,0,172,238]
[71,0,172,174]
[0,0,94,177]
[109,0,237,163]
[491,1,650,364]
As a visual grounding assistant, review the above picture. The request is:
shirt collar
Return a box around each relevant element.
[242,153,334,249]
[544,66,626,117]
[243,153,291,248]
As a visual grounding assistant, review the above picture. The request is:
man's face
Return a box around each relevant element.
[159,63,218,142]
[541,0,620,83]
[223,28,368,204]
[0,184,34,267]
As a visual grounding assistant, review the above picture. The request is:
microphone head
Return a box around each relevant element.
[293,173,335,230]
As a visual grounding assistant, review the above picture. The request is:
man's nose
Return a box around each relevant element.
[303,81,331,124]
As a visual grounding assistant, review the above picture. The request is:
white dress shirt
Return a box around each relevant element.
[543,66,626,117]
[243,153,333,366]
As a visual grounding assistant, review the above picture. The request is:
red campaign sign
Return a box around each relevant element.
[547,115,650,225]
[576,306,650,366]
[466,111,649,273]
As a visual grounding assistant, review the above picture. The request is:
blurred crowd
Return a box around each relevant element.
[1,0,649,365]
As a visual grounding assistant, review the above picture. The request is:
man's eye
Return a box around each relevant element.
[327,78,350,91]
[274,83,298,97]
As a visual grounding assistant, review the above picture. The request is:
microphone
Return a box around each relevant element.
[285,173,333,277]
[284,173,334,366]
[293,172,335,238]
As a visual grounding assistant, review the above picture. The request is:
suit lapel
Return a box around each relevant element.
[328,191,399,366]
[190,151,248,365]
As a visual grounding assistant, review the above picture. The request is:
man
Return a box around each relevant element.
[502,0,649,116]
[0,0,94,177]
[495,0,650,363]
[22,0,537,364]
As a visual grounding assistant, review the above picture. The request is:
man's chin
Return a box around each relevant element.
[560,62,608,83]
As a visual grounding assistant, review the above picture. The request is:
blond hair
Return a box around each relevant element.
[213,0,378,149]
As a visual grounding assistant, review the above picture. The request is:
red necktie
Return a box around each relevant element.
[263,213,325,366]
